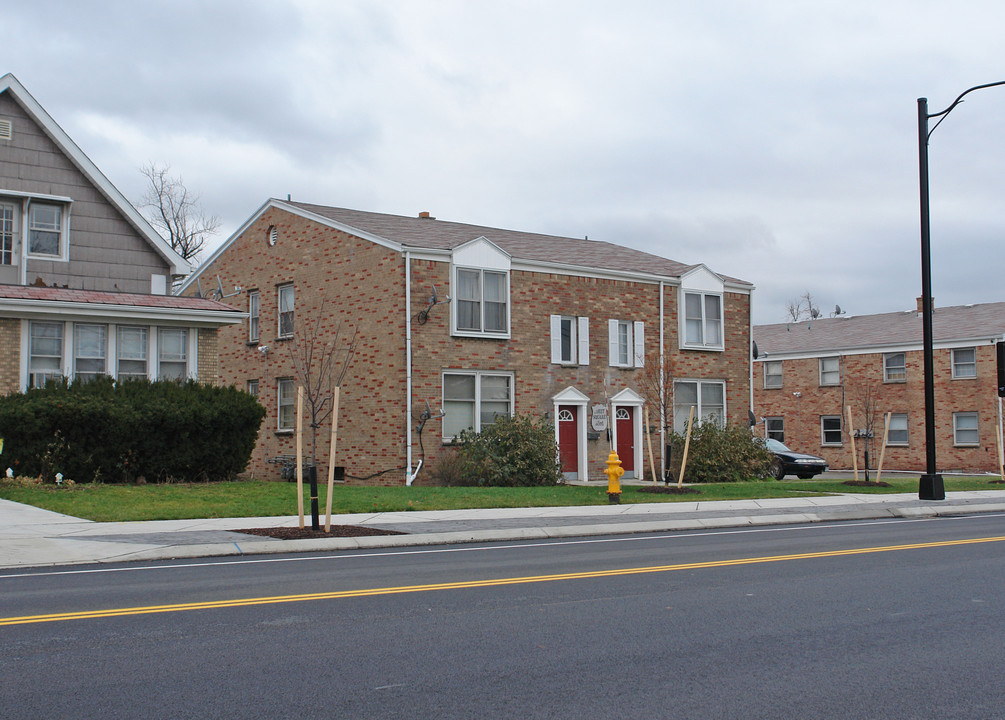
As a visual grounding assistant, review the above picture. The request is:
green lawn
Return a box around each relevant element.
[0,477,1001,523]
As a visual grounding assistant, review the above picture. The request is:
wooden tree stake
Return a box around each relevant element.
[846,405,858,482]
[678,406,695,489]
[645,407,658,485]
[325,387,340,533]
[875,412,891,483]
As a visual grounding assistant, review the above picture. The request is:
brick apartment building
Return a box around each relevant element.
[0,74,242,392]
[752,299,1005,474]
[180,200,754,483]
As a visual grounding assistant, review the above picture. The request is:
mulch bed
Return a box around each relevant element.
[842,480,892,488]
[637,485,702,495]
[235,526,407,540]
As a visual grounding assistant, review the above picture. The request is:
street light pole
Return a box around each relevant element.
[917,81,1005,501]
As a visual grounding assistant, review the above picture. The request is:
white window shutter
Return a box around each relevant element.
[633,321,645,367]
[608,319,619,366]
[578,316,590,366]
[550,315,562,364]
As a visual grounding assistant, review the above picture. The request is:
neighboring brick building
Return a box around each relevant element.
[180,200,754,483]
[753,299,1005,474]
[0,74,243,391]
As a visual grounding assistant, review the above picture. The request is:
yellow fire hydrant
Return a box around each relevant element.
[603,451,624,504]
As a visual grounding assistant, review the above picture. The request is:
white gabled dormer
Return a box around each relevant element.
[679,264,725,351]
[450,236,512,339]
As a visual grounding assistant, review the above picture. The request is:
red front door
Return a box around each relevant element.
[616,407,635,474]
[558,406,579,474]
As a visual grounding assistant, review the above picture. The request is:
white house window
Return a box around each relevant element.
[0,201,16,265]
[278,378,295,430]
[443,372,513,439]
[278,284,294,338]
[953,412,979,446]
[456,268,508,335]
[819,356,841,386]
[29,321,63,387]
[764,361,783,389]
[248,290,260,343]
[27,203,64,257]
[952,347,976,378]
[550,315,589,365]
[887,413,908,445]
[73,324,107,382]
[765,417,784,441]
[683,292,723,349]
[883,352,907,383]
[247,379,259,397]
[608,320,644,368]
[821,415,843,445]
[116,326,148,380]
[673,380,725,432]
[158,328,188,380]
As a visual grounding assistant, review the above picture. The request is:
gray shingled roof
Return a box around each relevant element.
[754,302,1005,355]
[0,284,239,313]
[289,202,750,285]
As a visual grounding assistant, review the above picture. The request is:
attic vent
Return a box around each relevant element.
[0,119,11,141]
[267,225,278,246]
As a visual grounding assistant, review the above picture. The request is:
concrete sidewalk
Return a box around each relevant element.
[2,490,1005,570]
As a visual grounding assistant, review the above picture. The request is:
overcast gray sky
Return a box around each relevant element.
[4,1,1005,324]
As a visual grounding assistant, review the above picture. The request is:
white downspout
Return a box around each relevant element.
[405,251,414,484]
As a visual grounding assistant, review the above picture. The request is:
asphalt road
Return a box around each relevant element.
[3,514,1004,719]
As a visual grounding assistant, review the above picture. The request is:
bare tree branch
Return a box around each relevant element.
[138,162,220,264]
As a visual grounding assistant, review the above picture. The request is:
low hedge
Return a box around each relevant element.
[0,377,265,483]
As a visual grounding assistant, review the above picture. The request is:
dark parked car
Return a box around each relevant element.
[765,438,829,479]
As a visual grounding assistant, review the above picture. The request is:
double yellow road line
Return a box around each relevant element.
[3,535,1003,627]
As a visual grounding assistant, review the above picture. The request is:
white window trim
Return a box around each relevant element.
[277,377,296,432]
[951,347,977,379]
[277,284,294,339]
[763,361,783,389]
[886,413,909,446]
[25,200,71,262]
[608,319,644,368]
[953,412,979,447]
[248,290,260,343]
[0,199,19,267]
[550,315,590,366]
[673,379,726,432]
[883,352,907,383]
[821,415,843,446]
[451,265,511,338]
[441,370,514,441]
[819,356,841,386]
[765,416,784,441]
[680,290,724,351]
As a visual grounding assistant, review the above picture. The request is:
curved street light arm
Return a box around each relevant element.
[927,80,1005,138]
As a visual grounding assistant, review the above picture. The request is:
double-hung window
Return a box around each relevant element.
[158,328,188,380]
[821,416,843,445]
[883,352,906,382]
[116,326,148,379]
[278,284,294,338]
[278,378,295,430]
[765,417,784,442]
[0,201,16,265]
[608,320,644,368]
[442,372,513,440]
[952,347,976,378]
[248,291,260,343]
[887,413,908,445]
[683,291,723,349]
[29,321,63,387]
[550,315,589,365]
[27,203,64,258]
[73,324,107,381]
[763,361,783,389]
[953,412,979,446]
[673,380,725,432]
[456,268,508,335]
[819,356,841,386]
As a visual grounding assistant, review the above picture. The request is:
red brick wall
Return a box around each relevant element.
[753,345,1001,473]
[190,208,752,483]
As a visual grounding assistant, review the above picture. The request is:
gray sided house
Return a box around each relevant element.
[0,73,242,392]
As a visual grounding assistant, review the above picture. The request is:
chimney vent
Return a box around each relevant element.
[418,211,435,220]
[917,296,934,315]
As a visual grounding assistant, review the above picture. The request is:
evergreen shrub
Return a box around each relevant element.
[451,414,562,486]
[668,421,774,483]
